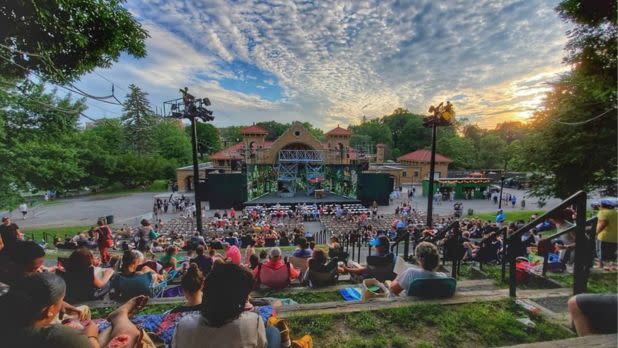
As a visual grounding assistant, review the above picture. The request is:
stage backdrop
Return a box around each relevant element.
[357,172,392,206]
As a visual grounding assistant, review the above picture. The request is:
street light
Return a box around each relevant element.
[423,101,455,227]
[163,88,214,235]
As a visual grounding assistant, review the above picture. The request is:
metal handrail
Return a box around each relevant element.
[505,190,589,297]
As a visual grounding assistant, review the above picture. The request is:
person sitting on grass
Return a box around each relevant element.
[389,242,447,296]
[291,237,312,258]
[0,272,153,348]
[111,250,165,300]
[172,263,281,348]
[191,245,213,277]
[171,263,204,314]
[62,248,114,303]
[253,247,299,289]
[159,246,181,272]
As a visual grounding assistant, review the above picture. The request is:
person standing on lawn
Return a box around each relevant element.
[95,219,113,264]
[596,199,617,271]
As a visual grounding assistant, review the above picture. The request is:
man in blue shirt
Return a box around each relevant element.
[496,209,506,227]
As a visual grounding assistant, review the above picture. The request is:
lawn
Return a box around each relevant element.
[548,272,617,294]
[22,225,93,242]
[470,210,545,223]
[286,299,574,348]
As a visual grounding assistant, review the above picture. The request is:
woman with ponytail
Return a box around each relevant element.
[171,262,205,313]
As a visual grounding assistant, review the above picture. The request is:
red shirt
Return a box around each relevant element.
[225,245,241,265]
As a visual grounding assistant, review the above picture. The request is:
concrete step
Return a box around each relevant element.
[500,334,617,348]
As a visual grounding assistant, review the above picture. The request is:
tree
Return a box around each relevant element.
[219,126,243,147]
[0,0,148,82]
[349,119,393,147]
[478,134,507,169]
[519,0,617,198]
[191,122,221,159]
[121,84,157,154]
[256,121,288,141]
[153,120,192,165]
[436,136,477,169]
[300,122,324,141]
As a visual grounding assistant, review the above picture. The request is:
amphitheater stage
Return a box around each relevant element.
[244,191,361,207]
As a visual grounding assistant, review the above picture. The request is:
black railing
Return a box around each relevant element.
[504,190,591,297]
[537,217,598,276]
[439,220,462,278]
[390,231,411,261]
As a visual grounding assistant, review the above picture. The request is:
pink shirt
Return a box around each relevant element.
[225,245,241,265]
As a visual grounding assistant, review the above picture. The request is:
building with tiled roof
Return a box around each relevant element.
[397,149,452,164]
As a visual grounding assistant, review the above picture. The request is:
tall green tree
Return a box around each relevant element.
[154,120,192,165]
[191,122,221,159]
[520,0,617,198]
[0,0,148,82]
[121,84,157,154]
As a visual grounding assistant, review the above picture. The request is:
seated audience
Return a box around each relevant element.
[171,263,204,313]
[291,237,312,258]
[223,242,242,265]
[62,248,114,303]
[344,235,394,277]
[0,272,152,348]
[172,263,281,348]
[111,250,163,300]
[308,249,343,274]
[389,242,447,296]
[253,247,299,289]
[191,245,213,276]
[0,240,45,286]
[159,246,180,272]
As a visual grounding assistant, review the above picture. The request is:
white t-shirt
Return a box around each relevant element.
[395,266,447,296]
[172,311,267,348]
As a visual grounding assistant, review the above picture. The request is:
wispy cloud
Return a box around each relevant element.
[78,0,569,130]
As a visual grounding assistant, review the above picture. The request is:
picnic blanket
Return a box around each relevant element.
[96,305,275,347]
[339,287,362,301]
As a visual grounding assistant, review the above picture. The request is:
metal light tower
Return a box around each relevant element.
[423,101,455,227]
[163,88,214,234]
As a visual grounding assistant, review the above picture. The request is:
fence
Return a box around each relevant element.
[504,190,593,297]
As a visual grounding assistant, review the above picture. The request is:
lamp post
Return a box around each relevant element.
[163,88,214,235]
[423,101,455,227]
[498,159,508,209]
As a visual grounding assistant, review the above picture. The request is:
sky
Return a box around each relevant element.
[75,0,571,130]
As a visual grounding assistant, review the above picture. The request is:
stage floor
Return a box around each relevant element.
[244,191,360,206]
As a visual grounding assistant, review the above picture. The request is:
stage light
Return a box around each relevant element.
[202,97,211,106]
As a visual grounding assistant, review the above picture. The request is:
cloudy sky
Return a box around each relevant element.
[76,0,571,130]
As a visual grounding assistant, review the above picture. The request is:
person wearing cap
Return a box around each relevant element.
[343,235,392,275]
[597,199,617,271]
[223,241,242,265]
[0,216,22,254]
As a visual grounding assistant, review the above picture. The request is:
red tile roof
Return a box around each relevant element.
[325,126,351,136]
[397,149,452,163]
[209,141,273,160]
[241,124,268,135]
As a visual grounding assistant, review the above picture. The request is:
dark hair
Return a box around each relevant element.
[312,249,326,264]
[297,237,308,249]
[66,248,93,275]
[0,273,66,328]
[140,219,150,226]
[8,241,45,266]
[97,219,105,226]
[249,254,259,269]
[201,263,254,327]
[182,263,204,293]
[259,250,268,259]
[196,245,205,256]
[121,250,138,272]
[309,241,316,250]
[166,246,176,256]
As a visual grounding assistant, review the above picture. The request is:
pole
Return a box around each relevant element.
[190,116,203,234]
[498,160,507,209]
[426,123,437,227]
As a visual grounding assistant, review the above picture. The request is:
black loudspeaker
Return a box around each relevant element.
[195,179,208,202]
[357,173,391,206]
[206,173,247,209]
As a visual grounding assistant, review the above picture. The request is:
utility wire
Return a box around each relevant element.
[551,108,616,126]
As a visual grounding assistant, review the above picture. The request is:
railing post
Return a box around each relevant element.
[501,228,507,283]
[573,192,588,295]
[357,240,361,264]
[403,233,410,260]
[508,232,517,297]
[351,238,355,260]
